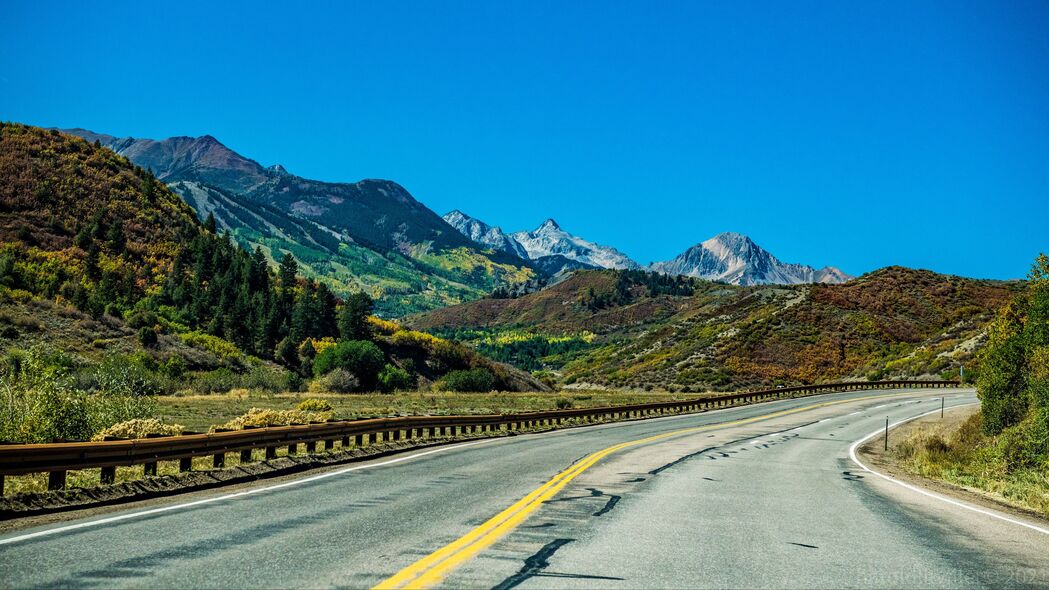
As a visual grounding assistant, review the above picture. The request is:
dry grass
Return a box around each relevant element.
[893,412,1049,517]
[157,389,687,433]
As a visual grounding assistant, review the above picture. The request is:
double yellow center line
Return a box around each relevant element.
[374,390,920,589]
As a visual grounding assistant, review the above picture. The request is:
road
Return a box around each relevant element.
[1,388,1047,589]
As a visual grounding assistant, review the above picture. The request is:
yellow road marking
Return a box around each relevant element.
[373,390,933,589]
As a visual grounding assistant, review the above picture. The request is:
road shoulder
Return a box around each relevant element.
[858,405,1049,527]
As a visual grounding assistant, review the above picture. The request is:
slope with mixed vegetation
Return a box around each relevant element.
[891,254,1049,516]
[64,129,538,316]
[0,124,545,445]
[414,267,1018,391]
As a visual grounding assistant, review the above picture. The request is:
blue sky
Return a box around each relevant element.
[2,1,1047,279]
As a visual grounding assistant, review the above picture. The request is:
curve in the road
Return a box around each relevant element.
[374,390,943,590]
[848,406,1049,537]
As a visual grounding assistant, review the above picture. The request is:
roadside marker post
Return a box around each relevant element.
[941,397,944,419]
[884,417,889,451]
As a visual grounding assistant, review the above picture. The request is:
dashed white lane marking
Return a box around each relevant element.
[848,406,1049,537]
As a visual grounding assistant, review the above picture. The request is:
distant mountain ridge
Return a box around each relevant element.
[63,128,536,316]
[444,211,849,286]
[68,129,849,297]
[443,209,529,259]
[443,210,639,271]
[511,218,641,270]
[650,232,852,285]
[442,211,604,275]
[66,128,476,254]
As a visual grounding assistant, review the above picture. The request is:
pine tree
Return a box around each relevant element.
[315,283,338,338]
[106,219,126,254]
[278,253,298,291]
[338,291,374,341]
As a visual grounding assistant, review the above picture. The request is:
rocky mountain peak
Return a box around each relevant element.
[538,218,562,232]
[651,233,852,286]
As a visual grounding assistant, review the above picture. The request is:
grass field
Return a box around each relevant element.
[157,390,689,433]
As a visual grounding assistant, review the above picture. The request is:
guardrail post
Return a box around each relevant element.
[48,470,66,491]
[288,443,298,456]
[180,458,193,472]
[100,466,116,485]
[240,449,253,463]
[266,446,277,460]
[213,453,225,468]
[342,435,350,447]
[305,441,316,453]
[393,429,402,441]
[144,461,157,477]
[0,475,3,495]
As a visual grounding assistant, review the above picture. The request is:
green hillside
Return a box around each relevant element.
[0,124,546,444]
[65,129,538,317]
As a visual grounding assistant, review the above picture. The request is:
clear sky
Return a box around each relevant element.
[2,1,1047,279]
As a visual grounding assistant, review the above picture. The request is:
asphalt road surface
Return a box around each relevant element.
[2,388,1047,589]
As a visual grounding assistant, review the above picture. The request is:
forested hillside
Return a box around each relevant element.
[414,267,1018,391]
[0,124,545,444]
[64,129,539,316]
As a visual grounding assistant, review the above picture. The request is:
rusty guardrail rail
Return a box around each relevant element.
[0,380,960,494]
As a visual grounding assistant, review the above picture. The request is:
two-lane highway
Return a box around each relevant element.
[1,388,1046,589]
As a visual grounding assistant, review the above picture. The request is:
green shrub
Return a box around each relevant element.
[309,368,360,393]
[555,396,573,409]
[438,368,496,392]
[162,355,187,379]
[241,364,301,393]
[187,367,240,394]
[0,347,157,443]
[378,364,414,392]
[126,309,158,329]
[138,326,158,347]
[93,355,170,396]
[313,340,385,389]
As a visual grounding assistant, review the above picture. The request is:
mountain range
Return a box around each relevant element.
[64,129,537,316]
[443,210,851,286]
[68,127,852,310]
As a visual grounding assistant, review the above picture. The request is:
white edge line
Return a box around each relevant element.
[0,438,497,546]
[848,404,1049,536]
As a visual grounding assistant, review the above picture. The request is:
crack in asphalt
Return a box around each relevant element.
[491,538,625,590]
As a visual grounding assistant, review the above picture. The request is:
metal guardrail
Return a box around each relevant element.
[0,380,960,494]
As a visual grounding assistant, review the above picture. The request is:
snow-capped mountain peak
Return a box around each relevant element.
[442,210,529,259]
[511,220,639,270]
[650,232,851,286]
[538,218,561,231]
